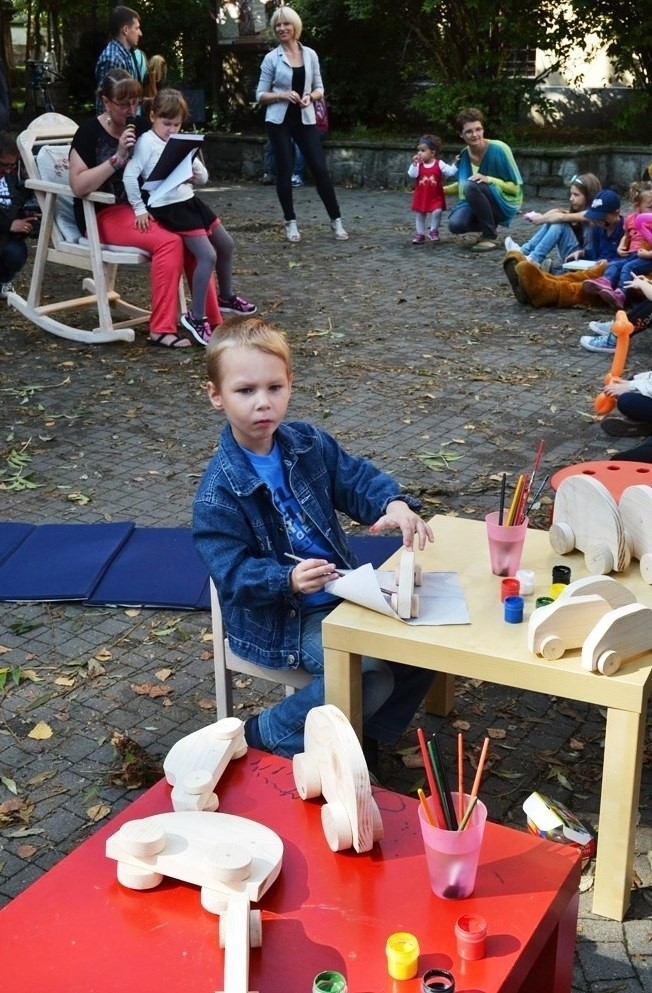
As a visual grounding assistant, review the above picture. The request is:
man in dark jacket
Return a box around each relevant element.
[0,132,37,298]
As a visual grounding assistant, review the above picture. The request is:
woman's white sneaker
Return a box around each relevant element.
[285,220,301,242]
[331,218,349,240]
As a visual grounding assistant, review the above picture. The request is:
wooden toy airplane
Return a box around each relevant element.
[106,810,283,993]
[163,717,247,812]
[619,484,652,584]
[391,548,422,619]
[293,704,383,853]
[549,475,631,574]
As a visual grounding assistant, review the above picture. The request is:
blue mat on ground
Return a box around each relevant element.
[0,523,401,610]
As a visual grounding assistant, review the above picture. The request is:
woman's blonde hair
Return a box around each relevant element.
[206,317,292,387]
[270,6,303,40]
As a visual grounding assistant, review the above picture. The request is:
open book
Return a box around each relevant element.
[142,133,204,206]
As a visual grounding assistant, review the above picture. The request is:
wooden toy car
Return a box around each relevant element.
[619,484,652,584]
[528,594,614,660]
[106,811,283,993]
[554,574,637,610]
[163,717,247,812]
[292,704,383,853]
[549,475,631,574]
[391,548,422,619]
[581,603,652,675]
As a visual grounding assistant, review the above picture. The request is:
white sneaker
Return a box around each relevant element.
[0,281,15,299]
[504,235,521,253]
[284,220,301,242]
[580,332,616,354]
[588,319,614,337]
[331,218,349,240]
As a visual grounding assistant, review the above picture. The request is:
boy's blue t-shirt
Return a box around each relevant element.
[588,217,625,261]
[242,441,337,609]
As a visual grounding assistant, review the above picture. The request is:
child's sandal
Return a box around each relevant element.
[148,332,191,349]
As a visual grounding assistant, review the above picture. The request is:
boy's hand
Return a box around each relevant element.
[369,500,434,550]
[290,558,340,594]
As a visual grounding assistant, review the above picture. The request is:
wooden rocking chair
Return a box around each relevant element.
[7,112,184,345]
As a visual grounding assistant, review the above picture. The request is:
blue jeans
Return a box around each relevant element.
[257,605,434,757]
[603,255,652,292]
[521,223,579,265]
[0,237,28,282]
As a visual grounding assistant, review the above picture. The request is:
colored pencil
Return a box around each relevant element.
[458,795,478,831]
[506,474,525,526]
[525,473,550,516]
[418,788,435,826]
[457,732,464,823]
[470,736,491,800]
[416,727,445,828]
[498,472,507,525]
[429,734,458,831]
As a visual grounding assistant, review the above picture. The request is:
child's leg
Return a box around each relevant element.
[414,212,426,236]
[619,256,652,294]
[183,233,217,318]
[617,391,652,424]
[429,208,442,233]
[208,221,235,301]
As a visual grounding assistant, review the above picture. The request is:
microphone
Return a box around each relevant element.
[125,115,137,157]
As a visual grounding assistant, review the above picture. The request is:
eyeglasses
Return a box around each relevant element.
[462,128,484,137]
[108,98,140,110]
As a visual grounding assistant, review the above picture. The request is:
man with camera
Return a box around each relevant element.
[0,132,39,299]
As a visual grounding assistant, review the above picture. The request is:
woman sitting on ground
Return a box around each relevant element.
[445,107,523,252]
[505,172,601,269]
[68,68,222,349]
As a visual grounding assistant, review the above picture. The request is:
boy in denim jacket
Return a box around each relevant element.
[193,317,434,765]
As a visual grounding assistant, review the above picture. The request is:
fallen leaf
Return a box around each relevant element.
[1,776,17,794]
[131,682,172,698]
[94,648,113,662]
[198,697,215,710]
[87,803,111,822]
[27,720,53,740]
[155,668,173,681]
[124,608,141,617]
[54,675,76,687]
[452,720,470,731]
[17,844,37,859]
[0,797,33,826]
[27,770,57,786]
[487,728,506,739]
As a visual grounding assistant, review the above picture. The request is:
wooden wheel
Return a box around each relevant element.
[640,552,652,585]
[117,862,163,890]
[117,819,166,858]
[549,521,575,555]
[585,542,614,576]
[321,800,353,852]
[539,634,564,661]
[597,650,620,676]
[293,752,322,799]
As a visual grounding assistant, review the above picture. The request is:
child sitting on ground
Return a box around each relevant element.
[583,181,652,310]
[192,316,435,768]
[407,134,457,244]
[123,88,256,346]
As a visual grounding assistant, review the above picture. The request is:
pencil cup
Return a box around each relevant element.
[485,513,529,577]
[418,793,487,899]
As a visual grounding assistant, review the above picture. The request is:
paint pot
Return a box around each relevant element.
[535,596,554,608]
[515,569,535,595]
[455,912,487,960]
[500,577,520,602]
[552,564,571,585]
[386,931,420,980]
[548,583,566,600]
[312,971,347,993]
[504,595,524,623]
[421,968,455,992]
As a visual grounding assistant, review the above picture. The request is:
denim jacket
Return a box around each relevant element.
[193,420,421,669]
[256,45,323,125]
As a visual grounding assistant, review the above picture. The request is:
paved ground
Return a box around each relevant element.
[0,182,650,990]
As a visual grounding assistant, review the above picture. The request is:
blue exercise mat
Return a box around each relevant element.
[0,522,401,609]
[0,521,134,601]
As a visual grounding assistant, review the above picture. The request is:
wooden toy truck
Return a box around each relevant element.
[163,717,247,812]
[106,810,283,993]
[549,475,631,574]
[292,704,383,853]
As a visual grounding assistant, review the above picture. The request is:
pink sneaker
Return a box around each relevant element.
[582,277,611,297]
[595,284,626,310]
[428,229,440,242]
[412,233,425,245]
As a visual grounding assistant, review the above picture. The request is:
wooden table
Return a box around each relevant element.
[323,514,652,922]
[1,750,580,993]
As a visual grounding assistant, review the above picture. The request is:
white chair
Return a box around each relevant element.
[7,112,185,345]
[209,579,312,721]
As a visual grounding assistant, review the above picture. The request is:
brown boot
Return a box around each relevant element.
[503,250,530,305]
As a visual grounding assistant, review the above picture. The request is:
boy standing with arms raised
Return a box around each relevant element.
[193,318,434,767]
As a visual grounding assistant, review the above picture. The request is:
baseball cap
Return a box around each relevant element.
[585,190,621,220]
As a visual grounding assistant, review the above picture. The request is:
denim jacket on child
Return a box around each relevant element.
[193,420,421,669]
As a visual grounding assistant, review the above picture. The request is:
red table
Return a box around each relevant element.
[1,750,580,993]
[551,460,652,499]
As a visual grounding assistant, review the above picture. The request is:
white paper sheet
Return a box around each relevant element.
[325,563,470,625]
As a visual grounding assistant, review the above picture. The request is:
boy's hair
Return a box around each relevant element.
[97,67,142,103]
[569,173,601,202]
[109,6,140,38]
[0,131,18,158]
[270,6,303,39]
[206,317,292,387]
[628,179,652,204]
[456,107,485,131]
[417,134,441,154]
[150,88,189,122]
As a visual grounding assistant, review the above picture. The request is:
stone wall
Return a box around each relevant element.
[203,134,652,199]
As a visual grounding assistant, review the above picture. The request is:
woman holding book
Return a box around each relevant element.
[68,69,221,349]
[123,88,256,346]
